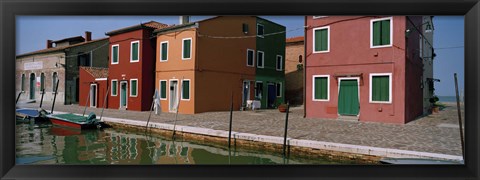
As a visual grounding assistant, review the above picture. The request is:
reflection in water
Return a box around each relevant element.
[16,123,355,165]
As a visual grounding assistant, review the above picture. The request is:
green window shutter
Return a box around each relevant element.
[183,39,191,59]
[373,21,381,46]
[182,80,190,99]
[381,20,391,45]
[314,77,328,100]
[131,80,137,96]
[132,43,139,61]
[320,29,328,51]
[372,76,389,101]
[113,46,118,63]
[160,81,166,99]
[112,81,117,95]
[161,43,168,60]
[314,29,322,51]
[21,75,25,91]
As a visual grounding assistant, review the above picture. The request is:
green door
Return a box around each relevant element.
[338,80,359,115]
[120,82,127,108]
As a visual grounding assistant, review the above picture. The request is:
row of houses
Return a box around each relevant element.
[16,16,435,124]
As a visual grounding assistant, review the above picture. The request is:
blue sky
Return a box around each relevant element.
[16,16,463,96]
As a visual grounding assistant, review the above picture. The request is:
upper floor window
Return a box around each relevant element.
[257,51,264,68]
[160,41,168,62]
[371,17,392,48]
[276,55,283,71]
[247,49,255,67]
[111,45,119,64]
[257,24,264,38]
[182,38,192,60]
[313,26,330,53]
[130,41,140,62]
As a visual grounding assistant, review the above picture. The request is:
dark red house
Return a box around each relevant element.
[305,16,434,124]
[105,21,168,111]
[79,67,109,108]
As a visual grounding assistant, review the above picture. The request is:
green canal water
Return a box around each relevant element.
[16,122,358,165]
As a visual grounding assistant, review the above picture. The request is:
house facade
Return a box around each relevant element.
[305,16,434,124]
[16,32,108,105]
[78,67,109,108]
[154,16,285,114]
[285,36,304,106]
[105,21,168,111]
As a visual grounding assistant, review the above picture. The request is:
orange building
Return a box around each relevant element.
[154,16,284,114]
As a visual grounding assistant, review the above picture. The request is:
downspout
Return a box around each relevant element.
[194,22,199,113]
[303,16,307,118]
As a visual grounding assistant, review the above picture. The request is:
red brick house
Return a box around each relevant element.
[105,21,168,111]
[305,16,434,124]
[79,67,108,108]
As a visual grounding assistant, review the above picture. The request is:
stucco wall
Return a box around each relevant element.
[285,41,304,105]
[78,68,108,108]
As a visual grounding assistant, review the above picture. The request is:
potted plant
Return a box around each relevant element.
[430,96,440,113]
[278,103,288,113]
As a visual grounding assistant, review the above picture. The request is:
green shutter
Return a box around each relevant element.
[320,29,328,51]
[132,80,137,96]
[113,46,118,63]
[372,76,389,101]
[112,81,117,95]
[381,20,390,45]
[132,43,139,61]
[182,80,190,99]
[21,75,25,91]
[160,81,166,99]
[183,39,191,59]
[314,29,321,51]
[161,43,168,60]
[373,21,381,46]
[314,77,328,100]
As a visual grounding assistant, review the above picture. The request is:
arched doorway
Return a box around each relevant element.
[29,73,35,99]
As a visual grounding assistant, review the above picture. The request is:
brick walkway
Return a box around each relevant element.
[18,101,465,156]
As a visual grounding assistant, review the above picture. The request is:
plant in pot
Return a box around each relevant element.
[429,96,440,113]
[278,103,288,113]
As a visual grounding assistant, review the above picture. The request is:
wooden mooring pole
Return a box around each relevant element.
[282,102,290,157]
[228,92,233,149]
[454,73,465,159]
[51,79,60,114]
[39,89,45,108]
[99,85,110,122]
[172,77,184,138]
[82,84,92,117]
[145,90,157,132]
[16,91,23,105]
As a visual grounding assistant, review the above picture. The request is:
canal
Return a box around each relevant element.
[16,122,361,165]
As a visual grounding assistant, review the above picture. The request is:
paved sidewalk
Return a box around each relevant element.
[18,101,464,156]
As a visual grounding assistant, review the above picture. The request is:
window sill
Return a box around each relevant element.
[370,45,392,49]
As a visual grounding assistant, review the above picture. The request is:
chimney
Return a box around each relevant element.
[85,31,92,42]
[46,40,53,48]
[179,16,190,25]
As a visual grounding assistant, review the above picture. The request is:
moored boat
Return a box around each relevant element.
[46,112,104,129]
[16,108,49,123]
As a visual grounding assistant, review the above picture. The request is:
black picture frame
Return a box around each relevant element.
[1,0,479,179]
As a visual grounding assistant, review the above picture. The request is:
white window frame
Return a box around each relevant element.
[129,78,138,97]
[130,41,140,63]
[370,17,393,49]
[111,44,119,64]
[312,26,330,53]
[160,41,168,62]
[255,81,263,98]
[246,49,255,67]
[181,79,191,101]
[369,73,393,104]
[257,51,264,68]
[159,80,167,100]
[276,82,282,97]
[313,16,328,19]
[90,83,98,108]
[276,55,283,71]
[111,79,118,96]
[257,23,264,38]
[312,75,330,101]
[182,38,192,60]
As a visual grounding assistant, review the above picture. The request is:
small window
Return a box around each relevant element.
[131,41,139,62]
[313,26,329,53]
[111,80,118,96]
[276,82,282,97]
[21,74,25,91]
[182,38,192,60]
[52,72,58,91]
[371,17,392,48]
[181,80,190,100]
[130,79,138,97]
[257,51,264,68]
[160,80,167,100]
[257,24,264,37]
[370,73,392,103]
[313,16,328,19]
[160,41,168,62]
[313,75,329,101]
[276,55,283,71]
[112,45,119,64]
[247,49,255,67]
[255,82,263,98]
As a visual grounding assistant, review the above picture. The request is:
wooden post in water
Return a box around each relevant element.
[16,91,23,105]
[51,79,60,114]
[99,85,110,122]
[39,89,45,108]
[283,102,290,157]
[454,73,465,159]
[228,92,233,149]
[145,90,157,132]
[172,77,184,138]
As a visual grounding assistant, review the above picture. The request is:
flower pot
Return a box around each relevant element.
[278,106,287,113]
[432,106,440,113]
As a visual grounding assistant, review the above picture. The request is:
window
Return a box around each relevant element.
[369,73,392,103]
[247,49,255,67]
[313,26,330,53]
[130,41,139,62]
[313,75,329,101]
[52,72,58,91]
[130,79,138,97]
[257,24,264,37]
[255,81,263,98]
[257,51,264,68]
[78,52,91,67]
[313,16,328,19]
[21,74,25,91]
[276,82,282,97]
[111,80,118,96]
[111,45,119,64]
[181,80,190,100]
[276,55,283,71]
[182,38,192,60]
[160,41,168,62]
[40,73,45,91]
[371,17,392,48]
[159,80,167,100]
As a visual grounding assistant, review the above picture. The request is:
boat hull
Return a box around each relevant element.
[47,114,102,130]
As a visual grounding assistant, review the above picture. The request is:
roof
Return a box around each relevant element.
[286,36,304,43]
[52,36,85,43]
[16,38,108,58]
[106,21,169,36]
[81,66,109,79]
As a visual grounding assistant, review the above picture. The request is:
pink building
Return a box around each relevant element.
[305,16,434,124]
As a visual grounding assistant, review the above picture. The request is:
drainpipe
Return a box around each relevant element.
[303,16,307,118]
